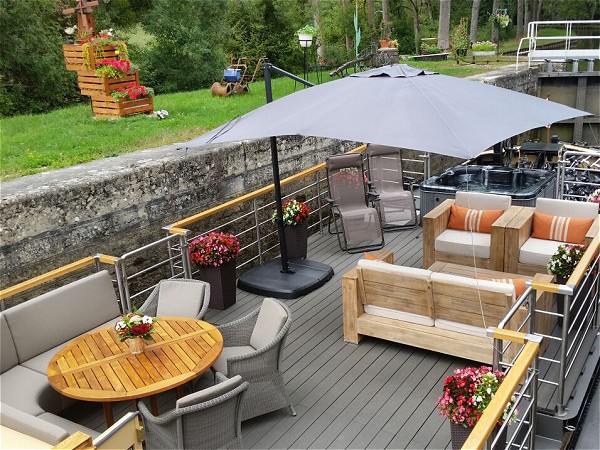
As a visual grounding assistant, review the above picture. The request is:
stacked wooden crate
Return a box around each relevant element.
[63,44,153,118]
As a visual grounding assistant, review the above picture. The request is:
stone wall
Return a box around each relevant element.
[0,64,542,289]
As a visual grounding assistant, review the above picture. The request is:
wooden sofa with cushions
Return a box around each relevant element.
[423,191,523,271]
[0,270,122,445]
[342,259,553,364]
[503,198,599,275]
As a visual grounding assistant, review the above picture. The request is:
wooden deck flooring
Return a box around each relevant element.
[66,225,483,449]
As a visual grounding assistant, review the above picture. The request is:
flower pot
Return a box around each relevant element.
[472,50,496,57]
[196,259,237,310]
[284,221,309,259]
[455,48,468,57]
[127,337,146,354]
[450,422,506,450]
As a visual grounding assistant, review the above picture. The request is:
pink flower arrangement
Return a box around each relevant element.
[588,188,600,210]
[188,231,241,267]
[110,83,154,100]
[437,366,517,428]
[95,59,131,78]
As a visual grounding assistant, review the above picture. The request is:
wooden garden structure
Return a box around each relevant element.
[62,0,153,118]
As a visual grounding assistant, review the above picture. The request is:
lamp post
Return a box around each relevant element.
[298,33,313,85]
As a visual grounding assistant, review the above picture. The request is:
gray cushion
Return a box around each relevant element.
[212,346,255,375]
[0,365,63,415]
[176,375,242,408]
[0,313,18,374]
[249,298,287,350]
[3,270,120,362]
[0,403,69,445]
[156,280,206,318]
[38,412,100,440]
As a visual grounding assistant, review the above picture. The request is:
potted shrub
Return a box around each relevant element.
[489,12,511,28]
[472,40,497,56]
[272,199,311,259]
[297,24,317,44]
[188,231,241,310]
[547,243,587,325]
[587,188,600,211]
[450,18,469,58]
[437,365,517,449]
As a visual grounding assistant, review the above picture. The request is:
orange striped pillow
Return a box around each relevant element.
[477,276,528,297]
[447,204,504,233]
[531,211,593,244]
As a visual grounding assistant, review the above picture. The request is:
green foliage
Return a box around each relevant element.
[140,0,228,93]
[0,0,82,116]
[450,17,470,50]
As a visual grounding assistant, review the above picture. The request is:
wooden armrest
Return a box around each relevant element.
[503,207,535,273]
[586,216,599,245]
[342,268,362,343]
[489,206,524,271]
[423,198,453,221]
[422,199,454,269]
[492,206,524,229]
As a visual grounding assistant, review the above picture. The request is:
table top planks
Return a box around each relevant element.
[47,317,222,403]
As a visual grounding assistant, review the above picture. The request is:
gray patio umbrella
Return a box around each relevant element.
[185,63,590,299]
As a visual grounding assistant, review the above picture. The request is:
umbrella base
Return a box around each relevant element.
[237,258,334,299]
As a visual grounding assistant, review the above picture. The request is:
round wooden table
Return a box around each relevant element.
[47,317,223,427]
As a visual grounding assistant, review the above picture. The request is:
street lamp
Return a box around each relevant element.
[298,33,313,84]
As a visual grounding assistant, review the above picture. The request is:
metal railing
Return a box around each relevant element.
[465,328,542,450]
[495,235,599,416]
[515,20,600,69]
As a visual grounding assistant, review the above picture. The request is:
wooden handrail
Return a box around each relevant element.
[463,332,540,450]
[166,144,367,232]
[0,254,118,301]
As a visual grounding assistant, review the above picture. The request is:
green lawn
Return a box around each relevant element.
[1,61,515,181]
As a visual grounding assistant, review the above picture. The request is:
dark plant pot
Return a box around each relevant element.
[455,48,467,57]
[450,422,505,450]
[196,259,236,310]
[284,221,309,259]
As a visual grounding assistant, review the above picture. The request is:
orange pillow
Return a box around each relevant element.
[531,211,593,244]
[477,276,529,298]
[447,204,504,234]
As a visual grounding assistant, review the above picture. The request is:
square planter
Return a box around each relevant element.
[63,44,120,73]
[91,95,154,118]
[78,71,140,97]
[195,260,237,310]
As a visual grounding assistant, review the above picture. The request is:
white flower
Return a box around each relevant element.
[142,316,153,324]
[129,315,143,324]
[487,387,492,394]
[115,320,126,330]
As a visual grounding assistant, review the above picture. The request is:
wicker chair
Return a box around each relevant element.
[212,297,296,421]
[138,279,210,319]
[138,372,248,450]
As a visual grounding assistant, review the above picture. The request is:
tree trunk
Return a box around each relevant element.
[438,0,451,50]
[470,0,481,45]
[424,0,434,22]
[491,0,500,43]
[517,0,524,39]
[313,0,323,63]
[536,0,543,22]
[342,0,352,55]
[366,0,376,44]
[382,0,391,39]
[408,0,421,54]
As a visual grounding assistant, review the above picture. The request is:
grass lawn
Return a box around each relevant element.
[1,59,516,181]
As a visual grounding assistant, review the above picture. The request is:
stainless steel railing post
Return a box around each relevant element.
[252,198,263,265]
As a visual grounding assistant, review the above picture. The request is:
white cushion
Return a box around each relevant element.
[156,281,206,318]
[0,403,70,446]
[435,229,491,259]
[430,272,515,297]
[364,305,434,326]
[357,259,431,279]
[0,314,18,374]
[434,319,487,337]
[212,346,255,376]
[176,375,242,408]
[455,191,511,211]
[519,237,563,266]
[37,412,100,440]
[536,198,599,218]
[249,298,287,350]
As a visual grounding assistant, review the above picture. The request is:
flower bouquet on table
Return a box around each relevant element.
[438,365,517,449]
[273,199,311,226]
[547,243,587,279]
[115,311,157,342]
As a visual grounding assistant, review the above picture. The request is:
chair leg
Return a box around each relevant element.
[289,404,297,416]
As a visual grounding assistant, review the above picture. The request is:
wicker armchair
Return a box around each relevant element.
[212,297,296,421]
[138,279,210,319]
[138,372,248,450]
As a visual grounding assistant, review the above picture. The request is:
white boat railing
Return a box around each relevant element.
[515,20,600,70]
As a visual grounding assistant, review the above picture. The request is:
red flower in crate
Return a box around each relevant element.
[95,59,131,78]
[111,83,154,100]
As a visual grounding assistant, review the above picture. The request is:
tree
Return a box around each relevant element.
[491,0,499,43]
[0,0,81,116]
[437,0,451,50]
[517,0,524,39]
[469,0,480,44]
[140,0,228,93]
[405,0,422,54]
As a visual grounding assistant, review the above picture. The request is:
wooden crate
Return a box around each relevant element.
[91,95,154,118]
[78,71,139,97]
[63,44,120,72]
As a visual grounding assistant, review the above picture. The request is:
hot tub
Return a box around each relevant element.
[420,165,556,217]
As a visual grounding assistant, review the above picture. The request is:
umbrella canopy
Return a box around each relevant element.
[186,64,590,159]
